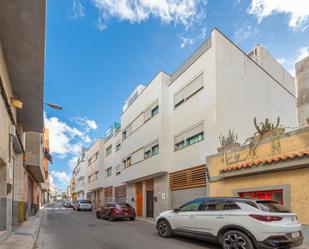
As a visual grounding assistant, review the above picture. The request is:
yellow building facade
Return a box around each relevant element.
[207,127,309,224]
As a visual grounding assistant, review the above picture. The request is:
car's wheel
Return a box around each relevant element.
[130,216,135,221]
[221,230,254,249]
[108,214,114,222]
[157,220,172,238]
[96,212,101,219]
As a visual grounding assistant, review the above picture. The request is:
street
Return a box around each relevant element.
[35,202,220,249]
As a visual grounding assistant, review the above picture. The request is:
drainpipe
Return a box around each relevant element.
[205,157,210,196]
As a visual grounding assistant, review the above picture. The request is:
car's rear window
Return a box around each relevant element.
[116,203,131,208]
[80,200,92,204]
[257,201,290,213]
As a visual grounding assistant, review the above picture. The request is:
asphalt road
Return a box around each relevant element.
[35,202,220,249]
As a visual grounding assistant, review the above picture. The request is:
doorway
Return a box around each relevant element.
[135,182,143,216]
[146,190,154,218]
[146,179,154,218]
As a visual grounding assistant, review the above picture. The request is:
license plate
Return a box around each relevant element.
[125,213,128,215]
[292,231,300,239]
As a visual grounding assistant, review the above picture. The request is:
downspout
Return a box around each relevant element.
[205,157,210,196]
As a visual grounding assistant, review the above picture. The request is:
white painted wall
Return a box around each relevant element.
[86,138,105,191]
[120,72,170,183]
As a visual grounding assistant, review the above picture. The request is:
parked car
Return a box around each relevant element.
[63,200,71,208]
[96,203,136,221]
[73,200,93,211]
[156,197,303,249]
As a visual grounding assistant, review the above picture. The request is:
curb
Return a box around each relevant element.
[136,217,156,225]
[32,210,44,248]
[0,210,43,249]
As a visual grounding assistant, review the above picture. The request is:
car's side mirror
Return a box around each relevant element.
[174,208,180,212]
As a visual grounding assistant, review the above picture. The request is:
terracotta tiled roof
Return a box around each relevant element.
[221,149,309,173]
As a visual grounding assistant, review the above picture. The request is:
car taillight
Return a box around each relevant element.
[250,214,283,222]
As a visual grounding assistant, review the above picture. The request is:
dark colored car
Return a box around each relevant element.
[96,203,136,221]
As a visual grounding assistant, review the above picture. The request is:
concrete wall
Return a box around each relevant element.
[248,45,295,95]
[296,56,309,128]
[120,72,170,183]
[214,31,297,144]
[153,174,170,217]
[208,128,309,224]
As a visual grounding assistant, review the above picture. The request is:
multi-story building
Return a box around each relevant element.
[41,128,52,205]
[118,29,296,219]
[72,149,88,200]
[0,0,46,239]
[102,123,125,205]
[69,28,297,221]
[86,138,105,208]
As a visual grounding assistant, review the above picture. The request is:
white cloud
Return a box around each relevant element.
[178,34,195,48]
[85,119,98,130]
[70,0,86,19]
[51,171,71,185]
[277,46,309,75]
[44,114,96,158]
[92,0,207,29]
[248,0,309,30]
[177,26,208,48]
[234,24,258,44]
[74,117,98,132]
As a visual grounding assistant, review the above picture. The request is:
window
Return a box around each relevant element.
[257,201,290,213]
[144,100,159,121]
[198,200,228,211]
[151,105,159,117]
[174,73,203,108]
[144,140,159,159]
[174,122,204,151]
[106,167,112,177]
[115,165,121,175]
[238,189,283,205]
[88,171,98,183]
[186,132,204,145]
[179,199,203,212]
[123,157,132,168]
[152,144,159,155]
[122,130,127,140]
[175,141,185,150]
[106,145,112,156]
[116,142,121,151]
[88,152,99,166]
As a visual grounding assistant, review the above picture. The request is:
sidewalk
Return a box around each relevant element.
[0,212,42,249]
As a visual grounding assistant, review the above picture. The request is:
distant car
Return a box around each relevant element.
[73,200,93,211]
[96,203,136,221]
[69,201,74,208]
[156,197,303,249]
[63,200,71,208]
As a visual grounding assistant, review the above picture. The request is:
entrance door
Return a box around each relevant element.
[135,182,143,216]
[146,190,154,218]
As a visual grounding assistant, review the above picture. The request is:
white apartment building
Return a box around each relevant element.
[86,138,105,208]
[72,149,88,200]
[70,28,297,220]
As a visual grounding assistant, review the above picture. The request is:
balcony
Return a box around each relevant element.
[24,132,45,183]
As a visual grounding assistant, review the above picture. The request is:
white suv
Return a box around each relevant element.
[156,197,303,249]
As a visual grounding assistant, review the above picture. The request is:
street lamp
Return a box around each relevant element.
[45,102,63,110]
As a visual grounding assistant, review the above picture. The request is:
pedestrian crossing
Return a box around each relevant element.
[45,207,71,210]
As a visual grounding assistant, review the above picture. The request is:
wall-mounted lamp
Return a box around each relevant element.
[11,97,23,109]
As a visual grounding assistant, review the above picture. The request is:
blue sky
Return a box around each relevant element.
[44,0,309,191]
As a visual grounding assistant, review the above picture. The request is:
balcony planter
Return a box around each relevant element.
[217,143,241,153]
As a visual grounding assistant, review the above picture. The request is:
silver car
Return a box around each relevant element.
[73,200,92,211]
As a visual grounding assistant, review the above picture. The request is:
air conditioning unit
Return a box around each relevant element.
[9,125,16,137]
